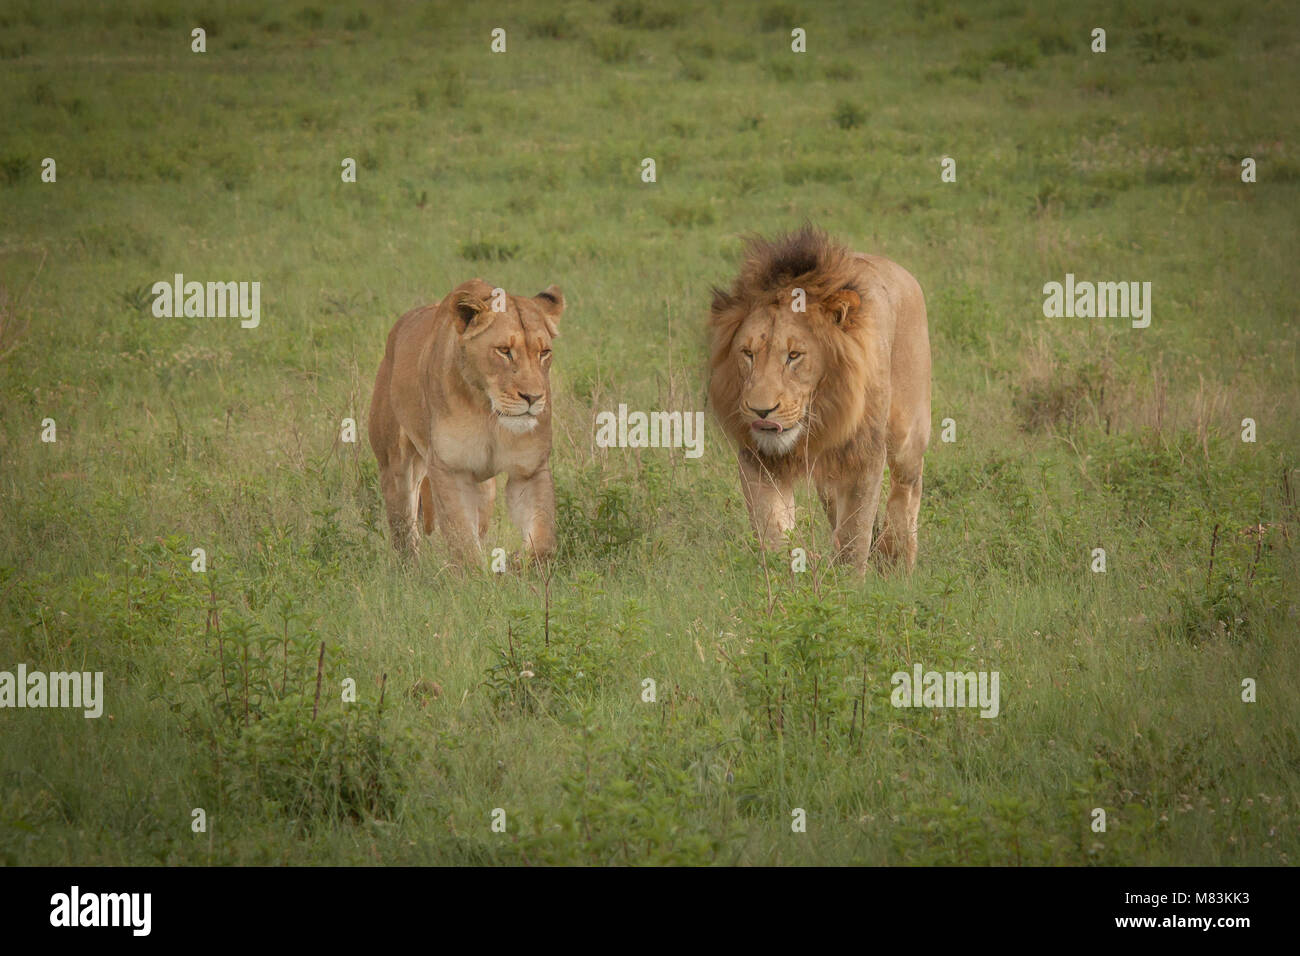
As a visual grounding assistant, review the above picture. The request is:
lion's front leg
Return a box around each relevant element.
[738,454,795,552]
[818,456,885,574]
[506,464,556,566]
[879,455,924,572]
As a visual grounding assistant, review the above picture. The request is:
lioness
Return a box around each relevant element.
[708,226,931,571]
[368,278,564,565]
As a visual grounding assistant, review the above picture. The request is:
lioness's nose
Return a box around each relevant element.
[750,403,780,419]
[519,391,542,405]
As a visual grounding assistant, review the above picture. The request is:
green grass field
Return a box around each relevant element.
[1,0,1298,865]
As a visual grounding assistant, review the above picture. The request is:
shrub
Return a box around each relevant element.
[833,101,867,129]
[591,34,634,63]
[483,574,647,713]
[183,593,411,826]
[458,239,520,262]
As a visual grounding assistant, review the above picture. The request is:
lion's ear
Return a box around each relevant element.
[710,286,736,318]
[826,289,861,327]
[534,285,564,337]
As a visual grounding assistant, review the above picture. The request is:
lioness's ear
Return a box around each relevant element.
[534,284,564,337]
[826,289,861,327]
[453,290,495,338]
[448,278,497,336]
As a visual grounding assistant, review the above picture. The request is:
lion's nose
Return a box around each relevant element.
[750,403,780,419]
[518,391,542,405]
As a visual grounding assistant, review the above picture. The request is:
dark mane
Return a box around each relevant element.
[711,224,862,311]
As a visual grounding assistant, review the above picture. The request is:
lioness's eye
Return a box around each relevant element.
[740,349,753,359]
[788,351,802,362]
[540,349,552,359]
[496,347,512,359]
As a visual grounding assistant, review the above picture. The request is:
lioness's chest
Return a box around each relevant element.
[428,415,545,481]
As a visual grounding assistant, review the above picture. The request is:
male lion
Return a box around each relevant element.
[708,227,931,571]
[368,278,564,566]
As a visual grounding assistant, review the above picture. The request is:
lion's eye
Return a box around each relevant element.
[496,347,512,359]
[787,351,802,362]
[740,349,753,359]
[540,349,552,359]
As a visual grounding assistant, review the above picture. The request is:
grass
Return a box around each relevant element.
[0,0,1297,865]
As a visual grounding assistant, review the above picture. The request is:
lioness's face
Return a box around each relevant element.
[732,301,827,456]
[455,285,564,434]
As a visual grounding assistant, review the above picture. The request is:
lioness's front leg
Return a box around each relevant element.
[426,460,485,566]
[738,452,795,551]
[379,441,423,555]
[507,464,556,565]
[476,477,496,540]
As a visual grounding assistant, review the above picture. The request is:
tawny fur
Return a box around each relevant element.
[708,226,931,571]
[368,278,564,567]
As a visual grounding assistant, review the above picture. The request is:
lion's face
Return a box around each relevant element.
[731,301,828,455]
[454,285,564,435]
[714,281,863,458]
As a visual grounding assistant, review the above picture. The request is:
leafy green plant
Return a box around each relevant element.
[528,13,578,39]
[759,5,803,32]
[611,2,682,30]
[458,238,520,262]
[555,473,644,561]
[833,101,867,129]
[591,33,634,63]
[890,796,1069,865]
[0,155,32,185]
[182,590,411,827]
[512,716,736,864]
[483,575,646,713]
[727,588,878,745]
[1171,523,1274,644]
[989,43,1038,70]
[1136,30,1190,63]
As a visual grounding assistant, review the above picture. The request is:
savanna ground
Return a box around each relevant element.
[1,0,1297,865]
